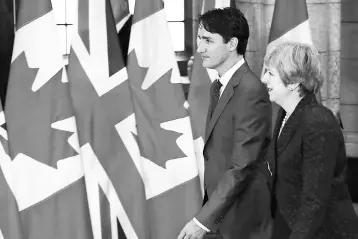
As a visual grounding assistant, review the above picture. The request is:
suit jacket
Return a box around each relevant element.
[267,93,358,239]
[196,63,273,239]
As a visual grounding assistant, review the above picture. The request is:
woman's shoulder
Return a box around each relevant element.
[302,103,340,133]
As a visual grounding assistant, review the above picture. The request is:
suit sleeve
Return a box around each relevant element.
[195,83,271,231]
[289,116,337,239]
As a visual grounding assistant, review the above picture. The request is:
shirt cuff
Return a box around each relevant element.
[193,217,210,232]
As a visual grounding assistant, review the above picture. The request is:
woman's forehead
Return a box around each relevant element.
[264,63,277,72]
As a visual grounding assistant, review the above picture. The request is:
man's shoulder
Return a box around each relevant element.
[230,63,258,83]
[234,68,267,95]
[241,69,260,84]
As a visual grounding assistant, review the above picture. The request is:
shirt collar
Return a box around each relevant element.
[218,58,245,88]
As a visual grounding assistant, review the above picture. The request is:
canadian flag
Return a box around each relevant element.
[126,0,202,237]
[4,0,92,238]
[0,103,23,239]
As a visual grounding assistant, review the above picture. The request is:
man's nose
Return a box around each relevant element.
[196,40,205,53]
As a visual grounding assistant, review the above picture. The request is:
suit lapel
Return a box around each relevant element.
[205,85,234,143]
[268,107,285,176]
[204,63,249,144]
[276,93,316,157]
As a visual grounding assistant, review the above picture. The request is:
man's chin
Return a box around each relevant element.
[201,62,214,69]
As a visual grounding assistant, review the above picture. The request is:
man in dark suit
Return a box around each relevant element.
[178,7,272,239]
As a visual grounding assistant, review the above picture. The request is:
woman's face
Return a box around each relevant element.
[261,66,291,105]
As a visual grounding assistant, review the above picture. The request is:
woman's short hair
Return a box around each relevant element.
[263,42,323,96]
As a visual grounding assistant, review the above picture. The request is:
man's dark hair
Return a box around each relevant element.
[198,7,249,56]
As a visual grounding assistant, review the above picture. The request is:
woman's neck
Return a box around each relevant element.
[280,94,304,116]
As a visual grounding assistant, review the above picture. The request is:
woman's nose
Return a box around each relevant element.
[261,73,268,84]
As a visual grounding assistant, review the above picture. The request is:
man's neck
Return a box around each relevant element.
[217,54,243,77]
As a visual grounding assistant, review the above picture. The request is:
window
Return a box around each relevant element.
[164,0,185,52]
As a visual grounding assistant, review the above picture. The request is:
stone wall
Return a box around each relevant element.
[341,0,358,158]
[185,0,203,55]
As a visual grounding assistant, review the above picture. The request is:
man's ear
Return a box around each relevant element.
[228,37,238,52]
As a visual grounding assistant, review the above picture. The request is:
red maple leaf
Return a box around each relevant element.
[127,50,187,168]
[5,53,76,168]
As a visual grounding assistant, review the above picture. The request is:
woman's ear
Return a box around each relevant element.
[288,83,300,91]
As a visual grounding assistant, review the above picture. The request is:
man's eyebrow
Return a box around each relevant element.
[200,36,212,40]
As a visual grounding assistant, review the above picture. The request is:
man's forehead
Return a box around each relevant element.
[197,27,215,38]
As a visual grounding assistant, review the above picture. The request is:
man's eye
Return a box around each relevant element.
[205,39,210,43]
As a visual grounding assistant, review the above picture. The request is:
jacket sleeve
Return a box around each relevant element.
[289,115,338,239]
[195,83,271,231]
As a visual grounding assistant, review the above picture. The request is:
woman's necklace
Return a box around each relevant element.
[282,113,290,125]
[279,113,291,137]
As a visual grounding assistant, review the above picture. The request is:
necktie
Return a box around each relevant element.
[209,79,222,118]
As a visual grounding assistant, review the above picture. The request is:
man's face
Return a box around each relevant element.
[196,25,230,70]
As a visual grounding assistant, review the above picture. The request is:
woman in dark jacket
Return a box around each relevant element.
[261,42,358,239]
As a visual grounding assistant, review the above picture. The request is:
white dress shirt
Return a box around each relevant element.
[193,57,245,232]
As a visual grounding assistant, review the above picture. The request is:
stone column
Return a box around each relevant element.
[185,0,203,56]
[340,0,358,158]
[308,0,341,116]
[232,0,274,77]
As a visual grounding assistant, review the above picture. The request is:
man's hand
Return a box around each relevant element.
[177,220,207,239]
[187,55,194,79]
